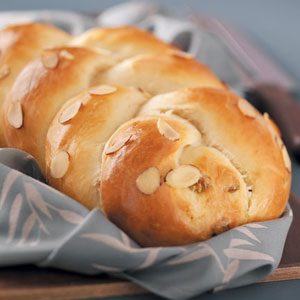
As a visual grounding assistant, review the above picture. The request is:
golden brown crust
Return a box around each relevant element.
[0,23,291,247]
[100,114,249,246]
[99,52,224,95]
[70,26,175,60]
[45,84,148,209]
[139,88,291,221]
[100,88,291,246]
[2,47,114,170]
[0,23,71,146]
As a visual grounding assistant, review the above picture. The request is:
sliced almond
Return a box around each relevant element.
[238,98,256,118]
[281,145,291,172]
[0,64,10,79]
[263,113,284,148]
[42,51,59,69]
[7,102,23,128]
[169,49,194,59]
[166,165,202,188]
[81,93,92,105]
[136,167,160,195]
[157,118,180,141]
[59,100,82,124]
[59,50,75,60]
[89,85,117,96]
[264,112,277,136]
[50,150,70,179]
[105,133,132,155]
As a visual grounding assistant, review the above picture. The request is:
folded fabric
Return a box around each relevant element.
[0,149,292,300]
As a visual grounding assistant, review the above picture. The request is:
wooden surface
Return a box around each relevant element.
[0,193,299,300]
[0,267,146,300]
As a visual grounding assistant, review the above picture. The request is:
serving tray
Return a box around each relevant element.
[0,193,299,300]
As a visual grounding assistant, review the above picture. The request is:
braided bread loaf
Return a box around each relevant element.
[0,23,70,145]
[0,23,291,246]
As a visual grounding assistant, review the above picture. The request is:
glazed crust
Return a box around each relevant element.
[99,52,224,95]
[45,84,148,209]
[2,47,114,170]
[0,23,70,146]
[139,88,291,221]
[0,23,291,247]
[70,26,175,60]
[100,88,291,246]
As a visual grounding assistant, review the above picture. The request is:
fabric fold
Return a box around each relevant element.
[0,151,293,300]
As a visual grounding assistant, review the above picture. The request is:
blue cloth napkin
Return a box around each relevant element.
[0,149,292,300]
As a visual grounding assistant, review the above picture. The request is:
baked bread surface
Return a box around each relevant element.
[0,23,70,145]
[100,88,290,246]
[0,22,291,246]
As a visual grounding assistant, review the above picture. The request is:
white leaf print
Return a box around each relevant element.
[92,263,122,273]
[0,170,19,210]
[36,218,49,235]
[223,259,239,283]
[223,248,274,262]
[19,213,36,244]
[167,247,212,266]
[121,231,131,247]
[246,223,267,229]
[235,227,260,243]
[229,238,254,248]
[7,194,23,242]
[58,210,84,224]
[24,183,52,219]
[136,247,162,270]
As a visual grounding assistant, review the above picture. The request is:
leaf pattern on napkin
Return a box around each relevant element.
[223,248,275,262]
[1,174,85,245]
[167,246,212,266]
[120,231,132,247]
[29,227,41,247]
[0,159,292,299]
[235,227,261,243]
[0,170,19,210]
[19,213,36,244]
[229,238,254,248]
[7,193,23,242]
[25,183,52,219]
[135,247,162,270]
[217,222,272,291]
[246,224,267,229]
[58,210,84,224]
[223,259,239,283]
